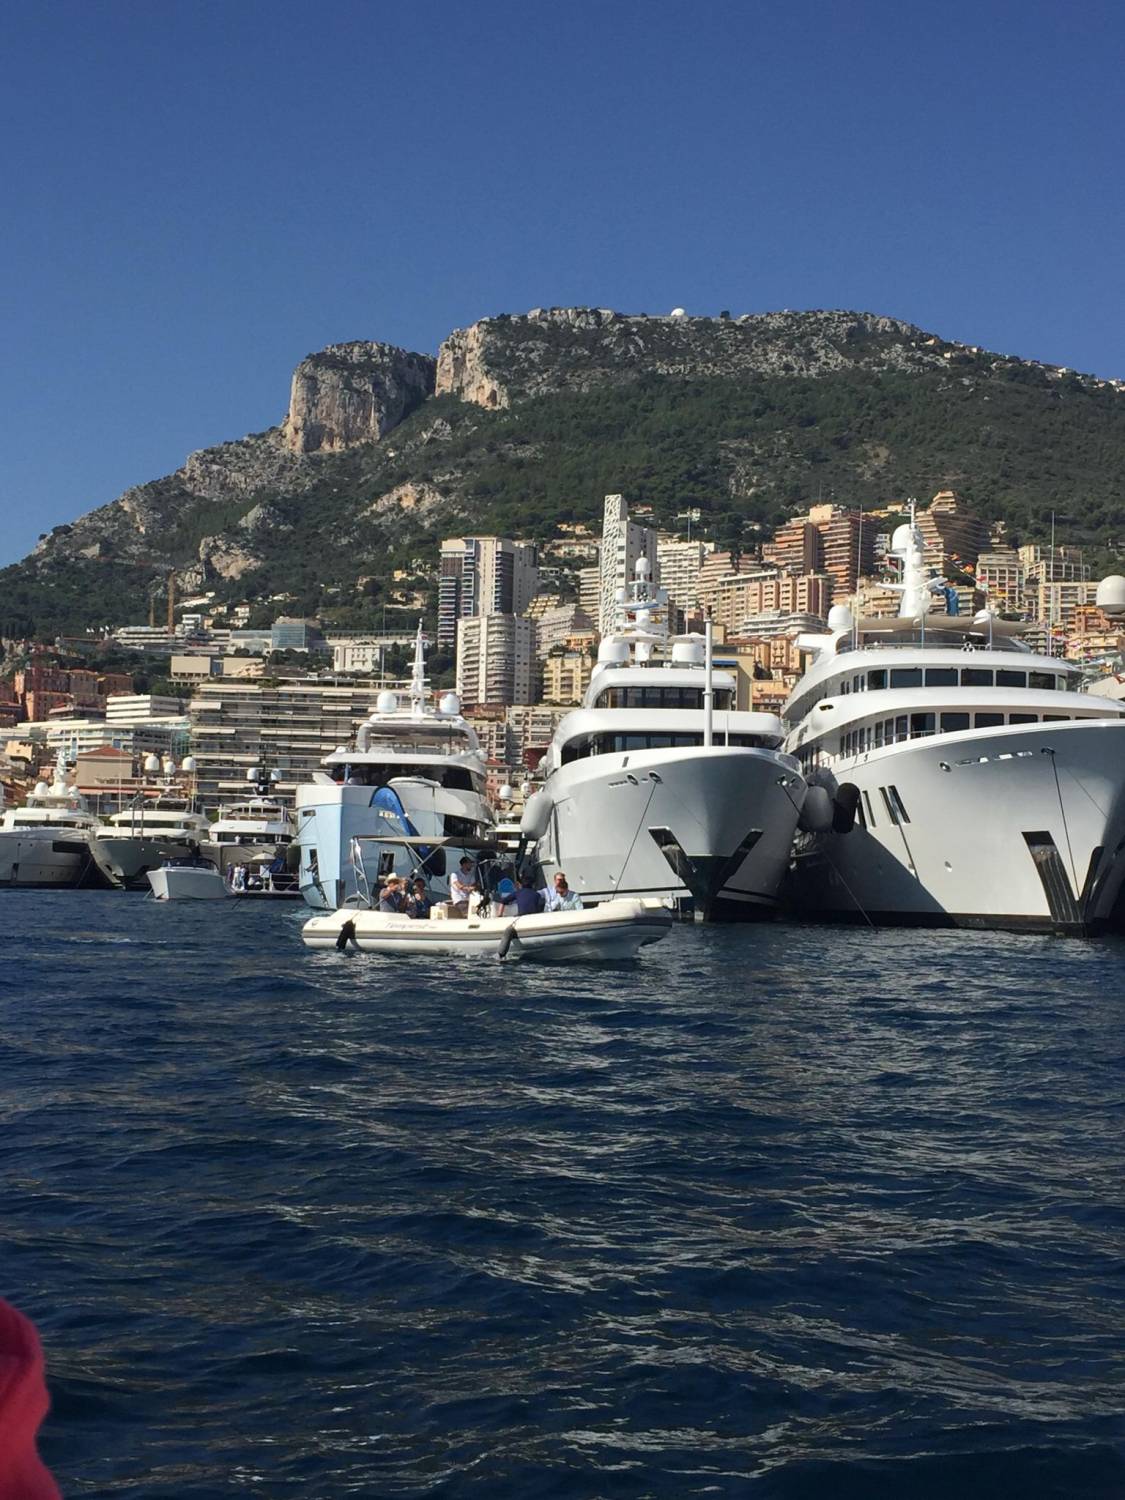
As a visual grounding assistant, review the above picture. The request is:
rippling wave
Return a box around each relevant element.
[2,891,1123,1497]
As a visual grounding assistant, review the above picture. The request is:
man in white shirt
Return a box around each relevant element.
[543,871,583,913]
[449,857,477,916]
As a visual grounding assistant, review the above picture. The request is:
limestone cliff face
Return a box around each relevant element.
[436,306,952,409]
[284,341,436,454]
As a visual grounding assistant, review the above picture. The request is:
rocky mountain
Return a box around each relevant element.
[4,309,1124,637]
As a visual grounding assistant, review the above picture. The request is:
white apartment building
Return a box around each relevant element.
[105,694,185,724]
[439,536,539,648]
[455,615,536,707]
[656,537,712,626]
[598,494,657,635]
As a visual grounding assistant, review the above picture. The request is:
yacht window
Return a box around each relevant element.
[925,668,958,686]
[855,793,867,829]
[1029,672,1056,691]
[910,712,935,736]
[890,668,923,688]
[941,712,971,732]
[841,680,850,694]
[996,669,1026,688]
[879,787,896,823]
[975,713,1004,728]
[560,730,768,763]
[596,685,734,710]
[867,669,887,690]
[874,721,885,748]
[861,789,876,826]
[1044,714,1069,722]
[1010,713,1037,724]
[961,668,993,686]
[895,715,908,741]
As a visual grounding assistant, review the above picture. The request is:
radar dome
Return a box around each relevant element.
[1096,575,1125,617]
[671,640,705,666]
[181,755,196,773]
[161,756,176,775]
[670,307,687,318]
[498,783,514,802]
[827,604,854,632]
[33,781,49,798]
[376,690,398,713]
[143,753,161,775]
[635,556,651,577]
[597,639,630,665]
[890,523,915,553]
[439,691,461,716]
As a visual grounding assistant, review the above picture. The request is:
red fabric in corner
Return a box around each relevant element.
[0,1299,61,1500]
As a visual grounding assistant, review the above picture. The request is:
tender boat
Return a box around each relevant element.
[301,833,671,960]
[147,855,227,901]
[303,895,671,961]
[205,768,299,897]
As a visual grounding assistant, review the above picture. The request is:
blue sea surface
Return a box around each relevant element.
[1,891,1124,1498]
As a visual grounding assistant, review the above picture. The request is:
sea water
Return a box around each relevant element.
[1,891,1123,1498]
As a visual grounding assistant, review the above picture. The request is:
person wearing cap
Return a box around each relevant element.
[378,875,407,913]
[494,876,518,916]
[449,856,477,916]
[543,871,583,912]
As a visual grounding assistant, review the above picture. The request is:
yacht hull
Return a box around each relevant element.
[0,832,108,889]
[789,720,1125,934]
[92,835,201,890]
[536,746,805,919]
[147,866,228,901]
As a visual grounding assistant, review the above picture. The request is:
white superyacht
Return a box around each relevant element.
[294,623,494,910]
[0,752,109,888]
[783,511,1125,933]
[94,756,212,890]
[527,559,807,919]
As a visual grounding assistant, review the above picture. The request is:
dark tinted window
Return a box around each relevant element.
[910,712,936,734]
[941,712,971,731]
[975,713,1004,728]
[597,685,735,710]
[867,669,887,690]
[890,668,923,688]
[925,668,958,686]
[1029,672,1056,691]
[996,669,1026,687]
[961,668,993,686]
[1009,713,1037,724]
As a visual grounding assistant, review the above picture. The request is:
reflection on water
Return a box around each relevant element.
[1,892,1123,1497]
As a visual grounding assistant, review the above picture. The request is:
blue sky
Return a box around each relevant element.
[3,0,1123,564]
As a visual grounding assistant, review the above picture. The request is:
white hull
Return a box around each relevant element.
[93,834,201,889]
[296,781,492,911]
[302,897,672,961]
[790,719,1125,933]
[147,866,228,901]
[537,746,805,918]
[0,830,96,888]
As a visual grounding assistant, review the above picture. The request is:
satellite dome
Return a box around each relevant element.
[376,690,397,713]
[827,604,854,633]
[498,783,514,802]
[597,639,630,665]
[1096,575,1125,617]
[33,781,49,798]
[670,307,687,318]
[181,755,196,773]
[439,691,461,716]
[672,639,704,666]
[890,523,915,553]
[143,753,161,775]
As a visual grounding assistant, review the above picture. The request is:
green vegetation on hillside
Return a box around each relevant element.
[3,358,1124,638]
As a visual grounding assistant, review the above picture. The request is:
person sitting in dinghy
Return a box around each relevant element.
[378,875,407,913]
[449,857,477,916]
[494,877,518,917]
[544,872,583,913]
[406,877,432,920]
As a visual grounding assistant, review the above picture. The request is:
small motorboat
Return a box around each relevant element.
[147,855,227,901]
[302,895,671,961]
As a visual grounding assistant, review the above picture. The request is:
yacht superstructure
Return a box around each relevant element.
[530,560,807,918]
[0,752,108,888]
[783,511,1125,933]
[294,623,493,909]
